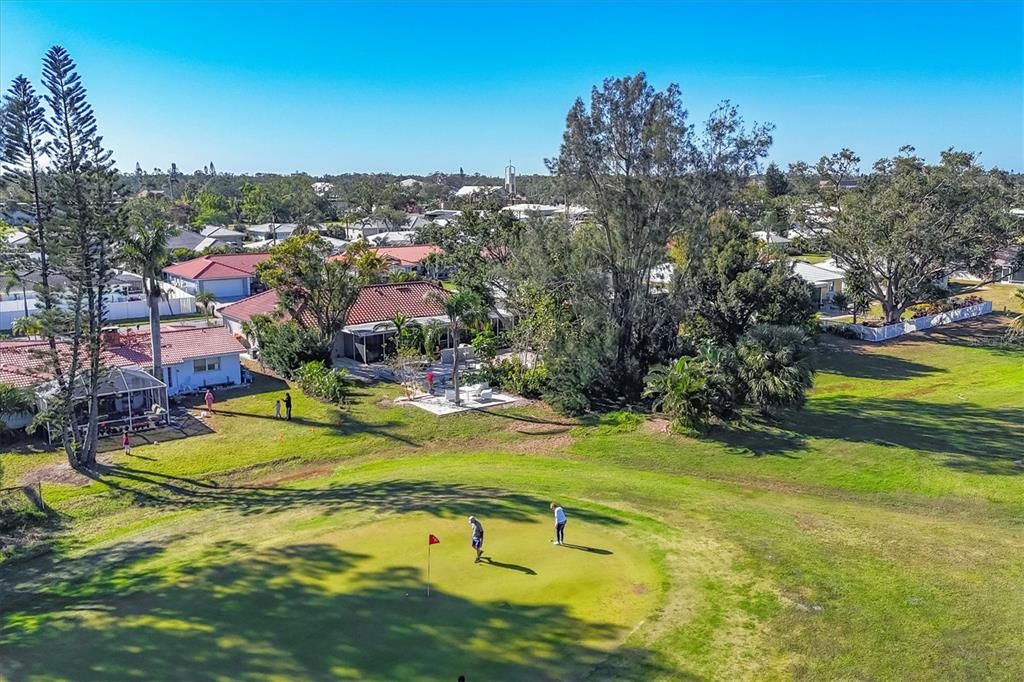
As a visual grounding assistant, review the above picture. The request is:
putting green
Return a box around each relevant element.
[1,510,661,681]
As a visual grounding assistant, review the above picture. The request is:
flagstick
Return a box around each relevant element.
[427,543,431,597]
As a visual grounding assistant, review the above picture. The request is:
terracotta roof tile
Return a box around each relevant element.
[0,326,245,390]
[217,281,449,329]
[345,281,448,326]
[162,253,271,280]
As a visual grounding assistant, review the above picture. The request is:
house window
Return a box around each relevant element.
[193,357,221,373]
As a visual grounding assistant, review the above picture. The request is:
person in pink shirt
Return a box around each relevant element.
[122,431,131,456]
[204,388,215,414]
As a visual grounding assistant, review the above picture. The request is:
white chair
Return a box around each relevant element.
[479,388,493,401]
[445,388,457,402]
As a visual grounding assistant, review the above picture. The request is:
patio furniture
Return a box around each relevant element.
[445,388,457,402]
[479,388,493,401]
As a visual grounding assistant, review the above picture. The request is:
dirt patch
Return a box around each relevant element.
[642,418,671,434]
[20,452,115,487]
[512,422,572,435]
[504,433,574,454]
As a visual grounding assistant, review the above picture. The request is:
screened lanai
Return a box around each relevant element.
[38,367,169,443]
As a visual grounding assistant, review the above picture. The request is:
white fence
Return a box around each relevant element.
[831,301,992,342]
[0,284,196,331]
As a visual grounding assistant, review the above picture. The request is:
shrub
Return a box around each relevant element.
[470,329,499,364]
[245,315,329,378]
[294,361,349,404]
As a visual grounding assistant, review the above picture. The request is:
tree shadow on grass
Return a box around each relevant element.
[700,396,1022,475]
[787,397,1024,475]
[706,423,808,458]
[207,407,421,448]
[0,541,670,681]
[815,339,945,380]
[79,470,627,527]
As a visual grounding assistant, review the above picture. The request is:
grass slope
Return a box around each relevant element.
[1,316,1023,680]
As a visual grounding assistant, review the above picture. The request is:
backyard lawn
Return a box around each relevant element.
[1,314,1022,680]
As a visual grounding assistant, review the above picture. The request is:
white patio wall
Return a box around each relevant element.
[830,301,993,342]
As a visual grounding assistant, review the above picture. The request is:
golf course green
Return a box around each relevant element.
[1,497,660,681]
[2,303,1023,680]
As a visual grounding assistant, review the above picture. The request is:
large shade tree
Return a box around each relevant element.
[544,72,773,401]
[804,147,1020,324]
[255,232,359,344]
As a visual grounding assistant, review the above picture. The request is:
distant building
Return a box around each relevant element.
[311,182,334,197]
[162,253,271,301]
[199,225,246,249]
[245,223,304,241]
[791,261,846,306]
[166,229,207,253]
[455,185,500,198]
[752,230,792,246]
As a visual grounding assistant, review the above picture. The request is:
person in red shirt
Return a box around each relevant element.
[425,371,435,395]
[122,431,131,456]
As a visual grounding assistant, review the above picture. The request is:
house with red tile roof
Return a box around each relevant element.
[219,281,450,364]
[162,253,271,302]
[0,325,247,397]
[330,244,444,277]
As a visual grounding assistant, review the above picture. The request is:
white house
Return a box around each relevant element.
[752,230,792,246]
[0,269,196,332]
[455,185,500,198]
[245,223,304,241]
[162,253,271,301]
[792,261,846,306]
[0,325,246,398]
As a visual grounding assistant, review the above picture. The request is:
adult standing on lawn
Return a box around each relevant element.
[122,431,131,456]
[284,392,292,421]
[204,388,215,414]
[551,502,567,545]
[468,515,484,563]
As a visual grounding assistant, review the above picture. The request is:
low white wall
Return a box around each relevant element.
[835,301,992,342]
[0,283,196,331]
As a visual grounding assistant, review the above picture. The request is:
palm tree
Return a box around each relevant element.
[0,383,34,432]
[422,320,445,361]
[3,268,32,322]
[11,315,42,338]
[737,324,813,417]
[373,312,411,357]
[123,197,176,379]
[425,288,484,405]
[196,291,218,324]
[643,356,709,430]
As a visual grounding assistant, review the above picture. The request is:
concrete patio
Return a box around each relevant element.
[395,389,520,416]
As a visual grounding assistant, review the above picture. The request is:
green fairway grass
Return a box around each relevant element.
[1,510,659,681]
[2,315,1023,680]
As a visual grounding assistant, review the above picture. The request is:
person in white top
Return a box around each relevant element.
[550,502,567,545]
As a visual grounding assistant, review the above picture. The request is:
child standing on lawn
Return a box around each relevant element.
[122,431,131,456]
[274,399,282,419]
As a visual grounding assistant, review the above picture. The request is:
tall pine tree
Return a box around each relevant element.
[42,45,123,467]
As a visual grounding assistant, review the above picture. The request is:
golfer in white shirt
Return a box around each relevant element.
[551,502,567,545]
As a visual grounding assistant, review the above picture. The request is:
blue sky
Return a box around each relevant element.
[1,0,1021,175]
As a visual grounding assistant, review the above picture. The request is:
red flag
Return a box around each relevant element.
[428,534,440,545]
